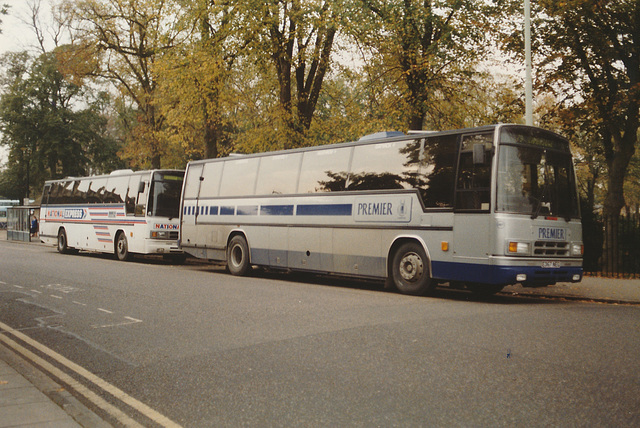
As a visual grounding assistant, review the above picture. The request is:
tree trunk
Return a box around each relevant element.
[601,128,637,274]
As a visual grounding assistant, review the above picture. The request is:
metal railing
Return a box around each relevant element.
[583,212,640,278]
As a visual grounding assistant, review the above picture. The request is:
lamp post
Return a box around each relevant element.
[21,146,31,204]
[524,0,533,126]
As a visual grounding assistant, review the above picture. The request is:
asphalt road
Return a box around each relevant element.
[1,240,639,427]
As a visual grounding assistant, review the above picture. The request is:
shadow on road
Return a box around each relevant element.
[49,248,563,305]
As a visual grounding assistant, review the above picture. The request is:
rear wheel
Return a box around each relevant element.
[57,229,70,254]
[391,242,434,296]
[115,232,131,261]
[227,235,250,276]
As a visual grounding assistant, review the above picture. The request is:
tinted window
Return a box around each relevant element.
[136,178,149,216]
[255,153,302,195]
[347,139,421,191]
[183,164,203,200]
[105,176,129,203]
[59,181,74,204]
[41,184,51,205]
[86,178,107,203]
[219,158,260,197]
[199,162,224,199]
[148,172,184,218]
[421,135,458,208]
[455,133,493,210]
[298,147,352,193]
[127,175,142,214]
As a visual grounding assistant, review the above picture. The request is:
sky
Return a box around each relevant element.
[0,0,58,166]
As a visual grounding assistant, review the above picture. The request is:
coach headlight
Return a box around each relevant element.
[507,241,531,256]
[571,243,584,257]
[151,230,169,239]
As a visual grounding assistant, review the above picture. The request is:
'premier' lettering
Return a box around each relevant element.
[357,202,393,216]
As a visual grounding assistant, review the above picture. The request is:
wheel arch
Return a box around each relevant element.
[387,235,432,278]
[226,229,250,263]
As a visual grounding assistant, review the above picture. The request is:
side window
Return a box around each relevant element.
[347,139,421,191]
[61,181,74,204]
[298,147,352,193]
[199,162,223,199]
[421,134,458,208]
[255,153,302,195]
[48,183,60,204]
[42,184,51,205]
[136,178,149,216]
[70,180,85,204]
[219,158,260,197]
[75,180,91,204]
[455,133,493,211]
[127,176,141,215]
[183,164,204,200]
[87,178,108,203]
[65,181,79,204]
[105,176,129,204]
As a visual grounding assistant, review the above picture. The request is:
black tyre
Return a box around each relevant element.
[227,235,250,276]
[57,229,70,254]
[115,232,131,261]
[391,242,434,296]
[465,283,504,296]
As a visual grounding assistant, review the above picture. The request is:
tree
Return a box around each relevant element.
[0,4,8,33]
[63,0,190,168]
[153,0,240,161]
[243,0,340,149]
[0,50,122,200]
[535,0,640,269]
[355,0,506,130]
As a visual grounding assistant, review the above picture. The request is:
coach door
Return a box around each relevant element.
[181,164,203,245]
[452,133,494,272]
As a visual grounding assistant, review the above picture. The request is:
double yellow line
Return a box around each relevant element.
[0,320,181,428]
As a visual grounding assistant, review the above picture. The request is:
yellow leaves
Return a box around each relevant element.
[53,43,100,86]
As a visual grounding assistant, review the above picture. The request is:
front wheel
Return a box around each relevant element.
[115,232,131,261]
[391,242,434,296]
[227,235,251,276]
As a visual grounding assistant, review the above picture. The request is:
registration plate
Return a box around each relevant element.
[542,261,561,269]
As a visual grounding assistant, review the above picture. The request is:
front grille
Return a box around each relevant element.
[168,231,179,240]
[534,241,569,256]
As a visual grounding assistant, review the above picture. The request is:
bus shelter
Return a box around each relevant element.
[6,206,39,242]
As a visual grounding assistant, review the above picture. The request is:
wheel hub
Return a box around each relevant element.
[399,253,423,282]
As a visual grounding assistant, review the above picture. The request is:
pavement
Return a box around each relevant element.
[0,352,83,428]
[1,229,639,427]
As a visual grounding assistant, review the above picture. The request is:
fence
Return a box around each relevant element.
[582,211,640,278]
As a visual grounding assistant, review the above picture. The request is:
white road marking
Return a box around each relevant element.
[12,284,23,289]
[0,320,180,427]
[92,316,143,329]
[50,295,63,299]
[97,308,113,314]
[72,301,87,306]
[31,290,42,294]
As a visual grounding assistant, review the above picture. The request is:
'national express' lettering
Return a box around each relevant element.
[357,202,393,216]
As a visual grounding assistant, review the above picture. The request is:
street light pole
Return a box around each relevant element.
[524,0,533,126]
